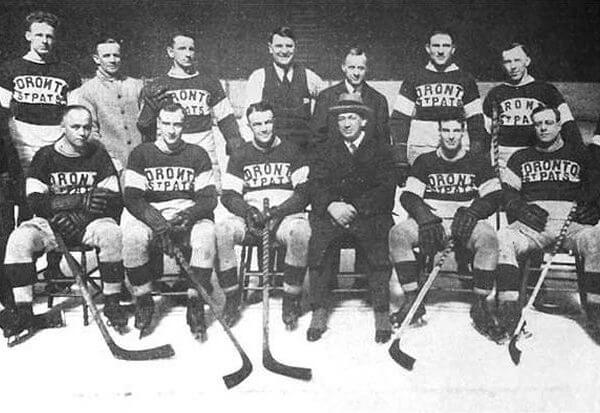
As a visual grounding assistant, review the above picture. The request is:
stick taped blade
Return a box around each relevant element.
[263,348,312,381]
[109,342,175,361]
[223,352,253,389]
[388,338,415,370]
[508,336,521,365]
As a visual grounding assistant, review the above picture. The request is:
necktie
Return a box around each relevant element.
[282,68,291,88]
[349,142,358,154]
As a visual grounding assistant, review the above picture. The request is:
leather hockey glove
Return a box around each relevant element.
[506,199,549,233]
[419,218,446,258]
[451,207,479,246]
[155,227,177,258]
[50,212,88,245]
[245,206,265,239]
[574,201,600,225]
[145,83,171,112]
[83,188,121,216]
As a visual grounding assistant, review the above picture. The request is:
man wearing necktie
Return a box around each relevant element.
[306,93,395,344]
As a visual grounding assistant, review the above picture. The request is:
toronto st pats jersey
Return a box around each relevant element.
[393,63,482,122]
[0,57,81,125]
[222,139,309,212]
[405,149,501,219]
[123,142,214,216]
[483,78,572,147]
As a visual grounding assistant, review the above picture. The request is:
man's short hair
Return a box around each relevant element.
[501,42,530,57]
[269,26,295,43]
[246,101,274,119]
[159,102,187,118]
[531,105,560,123]
[438,116,466,129]
[61,105,91,122]
[344,46,367,61]
[25,11,59,31]
[427,29,454,44]
[167,30,195,47]
[93,37,120,54]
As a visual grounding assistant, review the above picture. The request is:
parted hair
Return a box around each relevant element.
[25,11,60,31]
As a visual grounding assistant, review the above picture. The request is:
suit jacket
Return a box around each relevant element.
[311,81,390,146]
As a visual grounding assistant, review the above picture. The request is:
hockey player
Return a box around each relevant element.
[0,105,127,338]
[497,106,600,342]
[306,93,395,344]
[123,102,218,339]
[482,42,584,169]
[311,47,389,146]
[137,30,243,189]
[390,30,487,177]
[244,26,325,152]
[388,117,503,340]
[73,37,144,172]
[0,11,82,286]
[217,101,310,329]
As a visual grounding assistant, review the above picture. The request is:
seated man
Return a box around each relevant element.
[122,102,218,340]
[0,105,126,338]
[307,93,395,344]
[389,117,503,341]
[217,101,310,329]
[498,105,600,342]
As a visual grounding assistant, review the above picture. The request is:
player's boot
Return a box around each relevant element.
[306,306,328,342]
[374,310,392,343]
[0,303,33,338]
[470,295,503,342]
[496,299,521,343]
[222,289,241,327]
[103,294,129,334]
[282,292,301,330]
[134,293,155,338]
[186,295,207,341]
[389,290,426,328]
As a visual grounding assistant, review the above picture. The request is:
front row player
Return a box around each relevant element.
[497,105,600,342]
[217,101,310,329]
[0,105,126,338]
[389,117,503,340]
[122,102,218,339]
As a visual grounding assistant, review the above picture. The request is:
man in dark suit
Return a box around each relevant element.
[311,47,390,146]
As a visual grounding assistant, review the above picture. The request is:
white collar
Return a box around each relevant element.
[167,67,199,79]
[535,136,564,153]
[436,146,467,162]
[425,62,459,73]
[503,74,535,87]
[273,63,293,81]
[252,136,282,152]
[344,131,365,152]
[23,50,47,64]
[344,80,363,94]
[54,137,84,158]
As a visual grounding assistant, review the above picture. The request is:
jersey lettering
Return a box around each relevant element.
[500,98,544,126]
[415,83,464,108]
[426,173,477,195]
[144,166,195,191]
[521,159,581,183]
[13,75,68,105]
[49,171,97,194]
[168,89,211,116]
[243,162,291,188]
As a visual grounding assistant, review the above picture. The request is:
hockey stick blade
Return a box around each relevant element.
[508,335,521,365]
[54,233,175,361]
[171,245,253,389]
[388,338,415,370]
[263,347,312,380]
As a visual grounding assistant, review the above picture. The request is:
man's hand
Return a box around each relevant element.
[145,83,171,112]
[327,201,357,228]
[245,206,266,238]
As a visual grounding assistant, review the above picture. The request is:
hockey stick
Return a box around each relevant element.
[389,239,454,370]
[53,232,175,360]
[261,198,312,381]
[491,103,503,230]
[508,203,577,365]
[170,245,253,389]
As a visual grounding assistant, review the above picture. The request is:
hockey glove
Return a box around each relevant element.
[245,206,265,239]
[418,219,446,258]
[50,212,88,245]
[83,188,121,216]
[145,83,171,112]
[574,201,600,225]
[506,199,549,233]
[451,207,479,246]
[155,228,177,258]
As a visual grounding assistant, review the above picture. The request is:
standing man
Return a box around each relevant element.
[306,94,396,343]
[137,30,243,189]
[497,106,600,342]
[244,26,326,152]
[74,37,143,172]
[124,103,218,339]
[388,117,503,341]
[217,101,311,329]
[390,29,487,177]
[311,47,389,146]
[483,42,584,169]
[0,106,127,339]
[0,11,82,283]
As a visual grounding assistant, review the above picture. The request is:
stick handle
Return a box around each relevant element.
[491,103,501,179]
[396,239,455,336]
[262,198,270,349]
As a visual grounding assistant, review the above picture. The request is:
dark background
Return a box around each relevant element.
[0,0,598,81]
